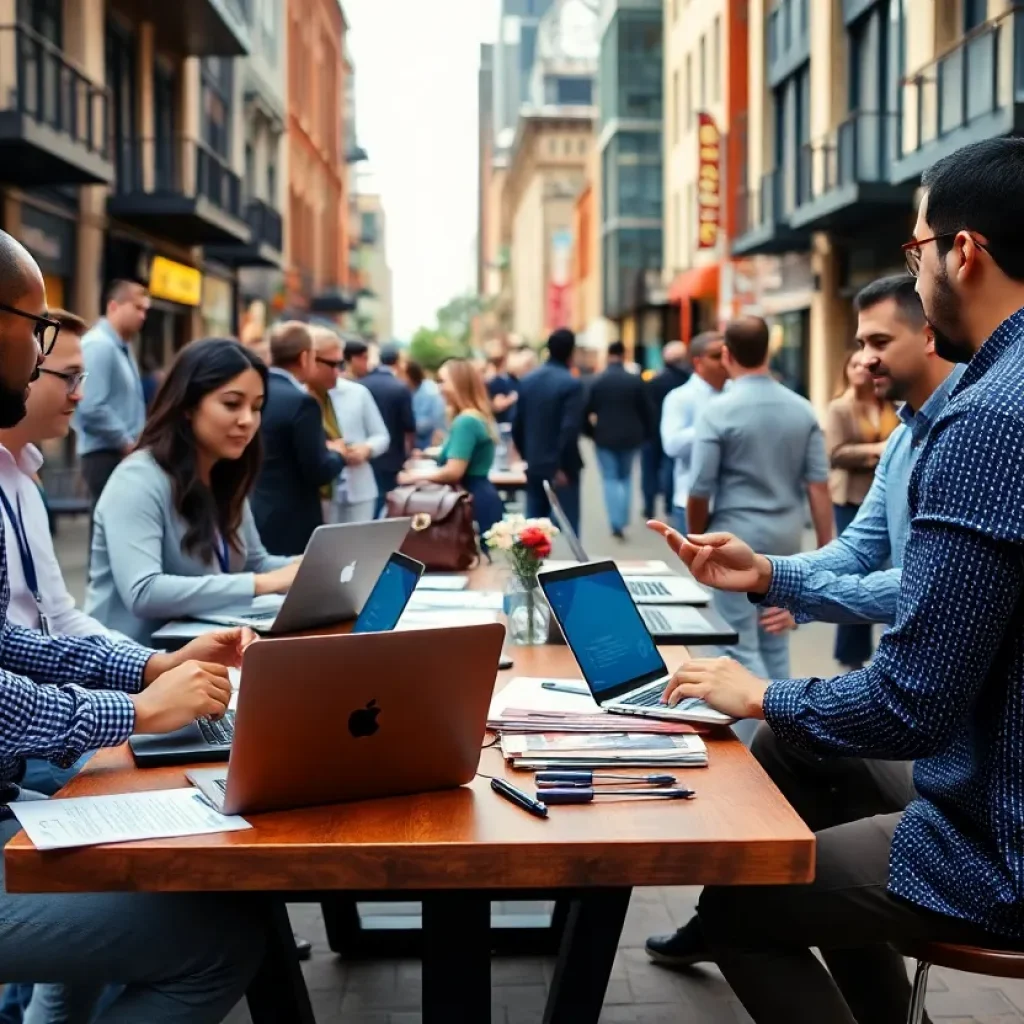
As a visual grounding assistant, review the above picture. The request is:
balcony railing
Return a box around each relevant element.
[244,197,283,252]
[113,137,243,221]
[900,6,1024,160]
[0,23,110,159]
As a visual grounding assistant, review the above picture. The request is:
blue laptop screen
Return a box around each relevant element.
[542,568,665,697]
[352,558,419,634]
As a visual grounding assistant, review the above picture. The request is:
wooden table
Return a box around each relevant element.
[5,637,813,1023]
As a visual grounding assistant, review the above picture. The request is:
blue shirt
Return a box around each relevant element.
[659,373,721,507]
[689,374,828,555]
[764,305,1024,939]
[73,319,147,455]
[764,366,967,625]
[412,378,447,450]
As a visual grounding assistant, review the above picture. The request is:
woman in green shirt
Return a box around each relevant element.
[399,358,505,538]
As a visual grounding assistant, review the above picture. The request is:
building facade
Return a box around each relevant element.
[352,191,392,344]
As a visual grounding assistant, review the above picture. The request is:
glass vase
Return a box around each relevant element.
[503,574,551,646]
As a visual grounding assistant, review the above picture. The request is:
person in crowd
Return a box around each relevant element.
[86,339,300,645]
[251,322,345,554]
[398,358,505,538]
[357,341,416,515]
[583,340,653,540]
[73,280,149,510]
[484,339,518,425]
[308,327,389,523]
[641,340,690,520]
[507,346,537,382]
[645,273,961,970]
[660,331,728,534]
[686,316,832,736]
[405,358,447,450]
[648,137,1024,1024]
[825,348,900,669]
[343,337,371,380]
[0,228,266,1024]
[512,328,585,534]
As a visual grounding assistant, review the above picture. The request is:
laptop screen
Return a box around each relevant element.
[543,480,588,561]
[352,555,421,634]
[540,564,666,698]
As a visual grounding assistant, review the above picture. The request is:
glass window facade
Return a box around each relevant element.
[602,131,663,221]
[603,227,662,318]
[599,9,663,126]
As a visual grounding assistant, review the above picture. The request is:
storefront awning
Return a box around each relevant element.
[668,263,720,305]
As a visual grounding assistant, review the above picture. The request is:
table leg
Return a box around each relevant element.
[320,896,363,957]
[245,900,316,1024]
[543,887,632,1024]
[421,891,491,1024]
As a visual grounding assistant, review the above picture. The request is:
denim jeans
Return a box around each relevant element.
[641,441,673,518]
[595,447,639,534]
[525,475,580,537]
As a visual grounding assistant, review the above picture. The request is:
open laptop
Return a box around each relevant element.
[537,560,734,727]
[130,551,425,767]
[542,480,708,606]
[186,622,505,815]
[197,518,412,634]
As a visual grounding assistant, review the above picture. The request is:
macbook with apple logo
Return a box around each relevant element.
[186,622,506,815]
[194,518,413,634]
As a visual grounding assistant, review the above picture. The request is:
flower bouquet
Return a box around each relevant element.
[483,515,559,645]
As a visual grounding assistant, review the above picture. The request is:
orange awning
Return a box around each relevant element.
[668,263,720,304]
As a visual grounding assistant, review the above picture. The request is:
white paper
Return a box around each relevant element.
[12,788,251,850]
[406,590,504,611]
[416,576,470,592]
[488,675,599,719]
[540,559,674,576]
[396,609,501,630]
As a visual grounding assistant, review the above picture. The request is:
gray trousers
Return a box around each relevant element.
[0,816,266,1023]
[698,725,995,1024]
[324,498,376,525]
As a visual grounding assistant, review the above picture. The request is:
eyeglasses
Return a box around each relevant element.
[0,303,61,356]
[38,367,88,395]
[316,357,343,370]
[902,232,989,277]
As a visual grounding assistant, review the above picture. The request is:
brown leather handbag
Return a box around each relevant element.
[384,482,480,571]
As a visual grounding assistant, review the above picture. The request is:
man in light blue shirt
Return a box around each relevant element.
[659,331,728,534]
[73,280,149,509]
[406,358,447,449]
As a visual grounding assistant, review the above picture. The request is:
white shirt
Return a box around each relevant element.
[0,443,114,638]
[659,374,722,509]
[326,377,391,506]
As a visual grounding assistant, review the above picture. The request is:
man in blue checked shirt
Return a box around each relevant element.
[651,137,1024,1024]
[0,229,266,1023]
[646,273,961,972]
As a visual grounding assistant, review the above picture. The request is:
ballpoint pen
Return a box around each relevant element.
[491,777,549,818]
[535,771,678,788]
[539,787,696,805]
[540,681,590,696]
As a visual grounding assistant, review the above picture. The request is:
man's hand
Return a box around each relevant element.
[131,661,233,734]
[552,470,569,488]
[326,438,347,455]
[647,521,774,595]
[662,657,768,720]
[142,628,256,685]
[760,607,797,635]
[343,443,372,466]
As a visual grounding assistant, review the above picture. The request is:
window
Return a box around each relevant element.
[699,35,706,109]
[244,142,255,201]
[673,191,681,268]
[18,0,62,44]
[618,16,663,120]
[153,61,177,190]
[964,0,988,33]
[684,53,692,129]
[267,150,278,208]
[672,69,680,145]
[106,20,137,191]
[712,16,721,103]
[685,182,694,265]
[579,136,587,155]
[201,58,233,159]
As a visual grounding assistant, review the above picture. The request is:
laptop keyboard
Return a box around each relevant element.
[644,608,671,631]
[197,712,236,746]
[620,684,703,712]
[628,579,670,597]
[214,777,228,794]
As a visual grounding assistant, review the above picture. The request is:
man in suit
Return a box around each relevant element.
[512,328,585,534]
[251,321,345,555]
[354,341,415,516]
[641,340,690,519]
[584,340,654,540]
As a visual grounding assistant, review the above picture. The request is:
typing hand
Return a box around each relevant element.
[173,628,253,671]
[254,560,301,597]
[662,657,767,721]
[760,607,797,634]
[646,521,773,595]
[131,661,233,734]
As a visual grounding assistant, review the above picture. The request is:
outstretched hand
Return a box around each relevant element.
[646,521,774,595]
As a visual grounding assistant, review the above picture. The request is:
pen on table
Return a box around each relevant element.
[539,787,696,805]
[535,771,678,788]
[540,681,590,696]
[490,778,549,819]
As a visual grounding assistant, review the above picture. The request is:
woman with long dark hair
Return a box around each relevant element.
[85,339,299,643]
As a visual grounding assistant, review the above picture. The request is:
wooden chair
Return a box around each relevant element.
[896,939,1024,1024]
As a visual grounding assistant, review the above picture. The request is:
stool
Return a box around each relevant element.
[896,939,1024,1024]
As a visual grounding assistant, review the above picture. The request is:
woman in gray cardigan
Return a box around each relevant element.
[86,339,299,644]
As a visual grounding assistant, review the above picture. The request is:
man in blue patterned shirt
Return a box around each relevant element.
[654,137,1024,1023]
[0,230,266,1022]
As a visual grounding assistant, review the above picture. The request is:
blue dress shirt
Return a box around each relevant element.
[763,366,966,624]
[412,379,447,450]
[764,305,1024,939]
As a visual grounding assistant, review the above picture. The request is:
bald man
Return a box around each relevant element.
[642,341,692,518]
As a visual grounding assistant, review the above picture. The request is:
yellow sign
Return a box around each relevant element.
[149,256,202,307]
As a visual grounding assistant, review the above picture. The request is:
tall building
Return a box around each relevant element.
[598,0,674,368]
[732,0,1021,412]
[353,191,392,345]
[286,0,350,314]
[478,43,496,298]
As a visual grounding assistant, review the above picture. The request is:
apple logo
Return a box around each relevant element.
[339,560,357,584]
[348,699,381,738]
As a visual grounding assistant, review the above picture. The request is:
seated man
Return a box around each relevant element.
[0,229,266,1023]
[648,139,1024,1024]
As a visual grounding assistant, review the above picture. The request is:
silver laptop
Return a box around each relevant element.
[187,622,506,815]
[542,480,709,606]
[537,560,734,727]
[197,518,412,634]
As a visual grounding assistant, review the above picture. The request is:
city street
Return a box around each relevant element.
[51,449,1024,1024]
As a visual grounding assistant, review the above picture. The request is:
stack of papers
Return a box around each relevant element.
[396,609,501,630]
[406,590,504,612]
[500,731,707,769]
[416,576,470,592]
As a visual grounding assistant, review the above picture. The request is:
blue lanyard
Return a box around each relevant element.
[215,533,230,574]
[0,485,38,598]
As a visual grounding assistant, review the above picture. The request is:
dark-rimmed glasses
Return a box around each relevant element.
[902,233,989,277]
[38,367,88,395]
[0,302,61,356]
[316,356,343,370]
